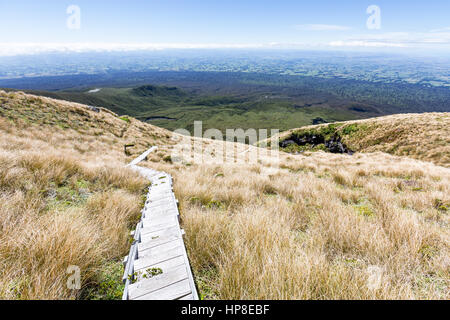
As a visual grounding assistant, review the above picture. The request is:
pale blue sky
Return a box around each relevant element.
[0,0,449,54]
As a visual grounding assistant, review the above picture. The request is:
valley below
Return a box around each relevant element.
[2,70,449,135]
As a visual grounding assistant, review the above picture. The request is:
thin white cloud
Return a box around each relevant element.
[1,32,450,57]
[294,24,351,31]
[0,42,270,56]
[330,30,450,49]
[329,41,407,48]
[430,27,450,33]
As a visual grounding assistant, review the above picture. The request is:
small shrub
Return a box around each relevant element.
[433,199,448,212]
[354,204,375,217]
[119,116,131,123]
[419,245,438,260]
[262,183,278,195]
[206,200,224,210]
[332,172,348,187]
[163,155,172,163]
[342,124,360,136]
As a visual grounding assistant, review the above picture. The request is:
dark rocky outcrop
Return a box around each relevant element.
[291,134,325,147]
[280,140,296,148]
[280,133,353,155]
[325,135,354,155]
[86,105,100,113]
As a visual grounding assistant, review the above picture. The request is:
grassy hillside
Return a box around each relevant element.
[276,113,450,168]
[0,90,175,299]
[0,90,449,300]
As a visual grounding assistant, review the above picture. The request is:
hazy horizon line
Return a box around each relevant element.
[1,42,450,58]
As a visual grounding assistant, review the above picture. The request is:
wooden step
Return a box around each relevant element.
[128,265,189,300]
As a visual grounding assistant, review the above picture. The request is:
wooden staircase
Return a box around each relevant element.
[122,148,198,300]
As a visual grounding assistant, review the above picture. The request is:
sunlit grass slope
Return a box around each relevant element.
[277,113,450,167]
[0,90,174,299]
[0,90,448,300]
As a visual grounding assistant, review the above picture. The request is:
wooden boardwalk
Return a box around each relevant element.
[122,148,198,300]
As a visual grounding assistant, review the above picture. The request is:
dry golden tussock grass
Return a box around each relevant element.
[0,91,162,299]
[161,152,449,299]
[1,90,449,300]
[0,150,148,299]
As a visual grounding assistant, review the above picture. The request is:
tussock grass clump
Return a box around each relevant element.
[0,150,147,299]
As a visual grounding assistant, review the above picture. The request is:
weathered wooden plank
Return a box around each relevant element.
[140,225,180,242]
[145,206,177,215]
[143,212,178,223]
[149,188,173,194]
[135,279,192,300]
[152,178,170,183]
[145,206,178,216]
[145,203,178,212]
[143,204,179,218]
[140,220,179,234]
[134,246,184,270]
[138,239,184,258]
[150,181,173,187]
[142,215,178,228]
[150,184,173,189]
[138,232,182,251]
[128,265,188,299]
[148,198,177,207]
[152,180,172,185]
[148,194,174,202]
[142,210,179,222]
[178,293,194,300]
[149,191,173,198]
[134,255,185,275]
[146,206,178,215]
[126,146,158,166]
[150,186,173,192]
[147,200,178,209]
[149,194,175,202]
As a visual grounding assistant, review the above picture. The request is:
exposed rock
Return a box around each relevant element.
[86,105,100,113]
[325,135,353,155]
[280,133,353,155]
[280,140,296,148]
[291,134,325,147]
